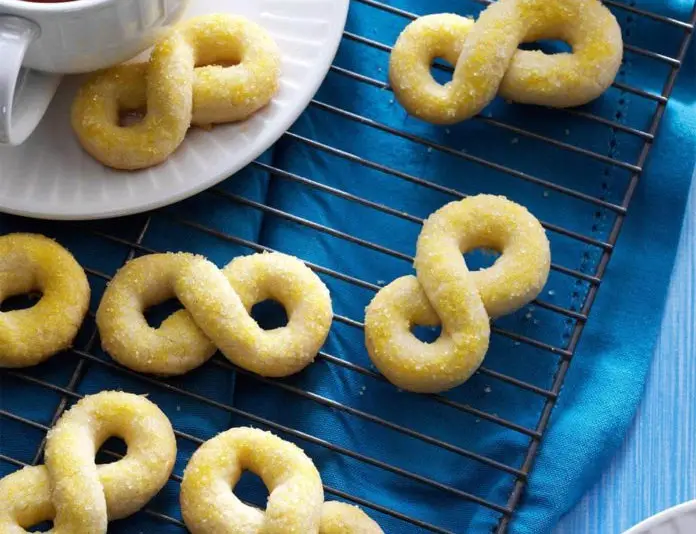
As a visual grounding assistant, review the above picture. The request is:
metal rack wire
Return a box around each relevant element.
[1,1,695,532]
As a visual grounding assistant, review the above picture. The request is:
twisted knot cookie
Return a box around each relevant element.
[389,0,623,124]
[72,14,281,170]
[365,195,551,394]
[0,233,89,368]
[96,251,333,377]
[0,391,176,533]
[181,427,383,533]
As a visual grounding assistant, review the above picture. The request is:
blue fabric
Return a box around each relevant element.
[1,1,695,532]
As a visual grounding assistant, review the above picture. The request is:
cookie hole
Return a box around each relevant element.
[251,300,289,330]
[195,48,242,69]
[145,299,184,328]
[411,324,442,344]
[236,470,270,505]
[96,436,128,465]
[199,58,242,68]
[1,292,41,312]
[430,58,454,85]
[519,40,572,55]
[463,248,501,271]
[27,521,53,532]
[119,108,146,127]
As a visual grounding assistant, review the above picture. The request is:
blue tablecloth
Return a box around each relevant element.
[1,1,695,532]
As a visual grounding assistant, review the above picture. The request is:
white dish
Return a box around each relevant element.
[0,0,349,220]
[623,500,696,534]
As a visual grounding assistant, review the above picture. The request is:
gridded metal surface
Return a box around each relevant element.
[1,1,695,533]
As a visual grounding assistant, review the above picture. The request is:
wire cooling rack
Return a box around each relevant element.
[1,1,695,533]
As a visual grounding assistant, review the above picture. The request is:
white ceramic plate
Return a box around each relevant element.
[623,500,696,534]
[0,0,349,220]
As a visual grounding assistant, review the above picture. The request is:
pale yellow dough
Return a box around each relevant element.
[389,0,623,124]
[181,427,324,533]
[96,251,333,377]
[72,14,281,170]
[0,233,90,368]
[320,501,384,533]
[365,195,551,393]
[181,427,383,533]
[0,391,176,533]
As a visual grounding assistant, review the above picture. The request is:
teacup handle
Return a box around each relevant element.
[0,16,61,146]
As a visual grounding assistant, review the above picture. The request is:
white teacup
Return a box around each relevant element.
[0,0,189,146]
